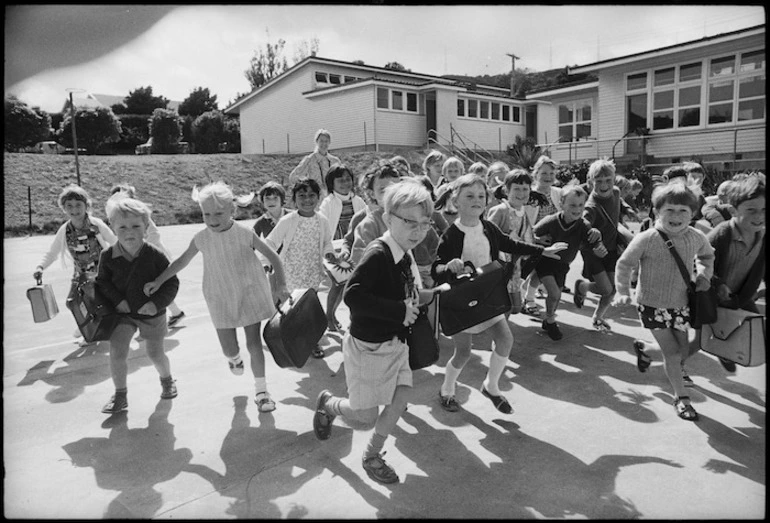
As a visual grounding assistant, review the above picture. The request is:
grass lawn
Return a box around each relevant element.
[3,150,425,237]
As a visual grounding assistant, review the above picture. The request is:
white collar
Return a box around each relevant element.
[334,191,352,202]
[382,230,408,264]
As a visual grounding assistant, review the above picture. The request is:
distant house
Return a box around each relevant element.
[61,92,181,113]
[224,56,530,156]
[528,24,765,174]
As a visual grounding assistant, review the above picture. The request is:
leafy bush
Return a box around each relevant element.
[4,96,52,151]
[557,159,592,186]
[505,136,542,171]
[149,109,182,154]
[191,110,226,154]
[57,106,122,154]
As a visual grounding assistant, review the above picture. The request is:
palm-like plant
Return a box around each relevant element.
[506,136,542,170]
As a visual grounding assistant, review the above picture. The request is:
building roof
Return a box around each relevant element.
[569,24,765,74]
[224,55,520,114]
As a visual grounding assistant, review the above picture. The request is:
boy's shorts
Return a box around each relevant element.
[534,259,570,289]
[581,249,620,280]
[111,315,168,345]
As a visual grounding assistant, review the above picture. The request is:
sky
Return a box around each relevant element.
[5,4,765,114]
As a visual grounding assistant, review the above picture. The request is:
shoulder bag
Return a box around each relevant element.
[657,229,718,329]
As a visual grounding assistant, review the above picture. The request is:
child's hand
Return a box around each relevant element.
[535,234,552,246]
[694,274,711,292]
[586,228,602,244]
[324,253,337,263]
[542,242,569,260]
[338,249,350,260]
[402,299,419,327]
[33,268,43,281]
[717,283,733,302]
[612,294,633,307]
[592,242,608,258]
[116,300,131,313]
[143,281,159,296]
[275,285,291,305]
[137,302,157,316]
[445,258,468,275]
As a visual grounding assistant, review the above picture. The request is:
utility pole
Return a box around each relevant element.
[65,88,85,186]
[506,53,520,97]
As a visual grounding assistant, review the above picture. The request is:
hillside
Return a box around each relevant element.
[3,150,431,236]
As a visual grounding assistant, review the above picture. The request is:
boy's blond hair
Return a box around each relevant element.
[422,150,446,174]
[587,158,616,182]
[442,157,465,178]
[106,196,152,227]
[383,177,434,218]
[531,155,557,178]
[450,173,489,204]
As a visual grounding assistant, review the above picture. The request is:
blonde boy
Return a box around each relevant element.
[97,197,180,414]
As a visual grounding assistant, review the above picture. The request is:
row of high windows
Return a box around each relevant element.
[627,49,765,131]
[457,98,521,124]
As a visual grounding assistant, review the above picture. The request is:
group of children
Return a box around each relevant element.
[33,132,765,484]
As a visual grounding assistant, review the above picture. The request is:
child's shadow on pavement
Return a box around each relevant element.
[18,339,180,404]
[61,398,210,518]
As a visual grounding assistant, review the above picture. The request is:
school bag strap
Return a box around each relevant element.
[656,229,693,291]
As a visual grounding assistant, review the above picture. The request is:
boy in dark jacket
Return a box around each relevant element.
[97,196,180,414]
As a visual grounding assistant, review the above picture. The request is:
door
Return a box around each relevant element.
[426,95,436,145]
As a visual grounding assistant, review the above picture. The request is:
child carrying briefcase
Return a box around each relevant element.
[27,276,59,323]
[263,288,328,368]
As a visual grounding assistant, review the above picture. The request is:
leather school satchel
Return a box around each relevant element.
[263,288,327,368]
[438,261,512,336]
[27,275,59,323]
[407,294,440,370]
[700,307,765,367]
[67,276,120,342]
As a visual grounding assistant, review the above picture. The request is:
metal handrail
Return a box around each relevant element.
[427,130,476,165]
[450,127,496,164]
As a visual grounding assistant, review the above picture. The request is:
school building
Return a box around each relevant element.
[224,24,765,174]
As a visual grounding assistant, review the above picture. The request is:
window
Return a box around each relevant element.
[627,72,647,91]
[512,106,521,123]
[502,105,510,121]
[392,90,403,111]
[558,99,592,141]
[329,74,341,85]
[315,72,328,84]
[406,92,418,112]
[479,101,489,119]
[468,99,478,118]
[344,76,357,83]
[457,99,465,117]
[377,87,389,109]
[628,52,765,131]
[491,103,500,120]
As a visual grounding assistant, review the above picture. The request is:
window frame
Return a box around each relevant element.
[557,98,593,142]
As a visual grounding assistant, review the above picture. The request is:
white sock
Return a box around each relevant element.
[484,352,509,396]
[254,376,267,395]
[441,361,463,396]
[228,354,243,365]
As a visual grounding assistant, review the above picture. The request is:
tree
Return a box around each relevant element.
[4,95,52,151]
[123,86,169,114]
[244,38,288,90]
[292,37,319,64]
[148,108,182,154]
[384,61,408,72]
[178,87,218,117]
[191,110,226,154]
[57,106,122,154]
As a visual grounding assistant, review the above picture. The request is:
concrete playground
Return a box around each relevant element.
[3,220,766,519]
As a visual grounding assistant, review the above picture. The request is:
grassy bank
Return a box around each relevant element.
[4,150,426,237]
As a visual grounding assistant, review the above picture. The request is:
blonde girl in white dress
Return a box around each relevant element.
[145,181,289,412]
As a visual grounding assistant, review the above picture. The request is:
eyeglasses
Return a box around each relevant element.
[390,212,432,232]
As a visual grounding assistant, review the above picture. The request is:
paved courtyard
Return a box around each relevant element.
[3,220,765,519]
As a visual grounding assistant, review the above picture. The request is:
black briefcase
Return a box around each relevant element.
[438,261,511,336]
[263,288,327,368]
[66,278,120,343]
[407,294,440,370]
